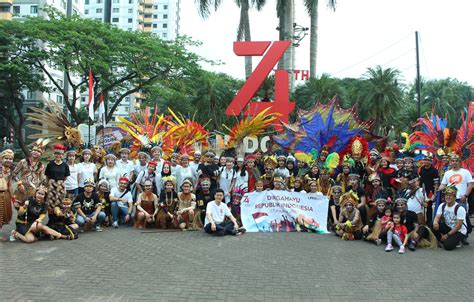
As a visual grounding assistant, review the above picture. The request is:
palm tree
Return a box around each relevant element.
[195,0,266,78]
[303,0,337,78]
[294,74,342,109]
[276,0,294,72]
[361,66,404,135]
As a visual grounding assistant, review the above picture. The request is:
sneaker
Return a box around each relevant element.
[375,239,382,246]
[10,230,17,241]
[398,245,405,254]
[95,226,103,232]
[112,221,118,228]
[456,242,462,248]
[408,240,416,251]
[237,227,246,235]
[385,244,393,252]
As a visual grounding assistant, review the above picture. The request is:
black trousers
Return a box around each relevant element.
[433,222,466,251]
[204,221,237,236]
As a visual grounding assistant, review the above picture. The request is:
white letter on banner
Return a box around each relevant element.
[244,137,258,153]
[260,136,270,152]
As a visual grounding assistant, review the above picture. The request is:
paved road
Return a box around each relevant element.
[0,223,473,302]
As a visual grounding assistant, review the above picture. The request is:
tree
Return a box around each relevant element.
[276,0,294,74]
[360,66,404,135]
[304,0,337,78]
[0,20,47,156]
[294,74,342,109]
[195,0,266,78]
[19,7,201,124]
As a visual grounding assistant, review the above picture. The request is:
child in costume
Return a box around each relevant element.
[156,176,178,229]
[336,191,363,240]
[229,187,245,224]
[385,212,408,254]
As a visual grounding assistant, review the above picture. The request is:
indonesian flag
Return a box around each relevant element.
[252,212,268,224]
[88,68,94,121]
[98,92,105,127]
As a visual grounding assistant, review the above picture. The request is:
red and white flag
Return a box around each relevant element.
[88,68,95,121]
[98,92,105,127]
[252,212,268,224]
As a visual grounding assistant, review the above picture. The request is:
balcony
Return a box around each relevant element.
[0,0,13,5]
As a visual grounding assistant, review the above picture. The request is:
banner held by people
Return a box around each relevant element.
[241,191,329,233]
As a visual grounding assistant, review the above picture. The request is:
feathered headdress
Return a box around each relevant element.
[27,100,83,148]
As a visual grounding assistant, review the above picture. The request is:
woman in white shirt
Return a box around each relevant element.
[99,154,120,190]
[175,154,197,191]
[406,177,426,223]
[78,149,97,193]
[234,157,248,192]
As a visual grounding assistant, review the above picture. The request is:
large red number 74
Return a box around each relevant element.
[226,41,296,130]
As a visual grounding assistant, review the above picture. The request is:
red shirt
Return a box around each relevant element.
[393,224,408,242]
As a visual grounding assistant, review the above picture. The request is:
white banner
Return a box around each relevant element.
[241,191,329,233]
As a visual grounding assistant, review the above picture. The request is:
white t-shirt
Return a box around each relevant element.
[116,160,135,179]
[234,169,249,191]
[205,200,232,225]
[218,167,236,196]
[176,165,197,191]
[441,168,473,199]
[436,202,467,235]
[407,188,426,214]
[134,162,148,178]
[110,187,134,207]
[65,163,79,190]
[99,166,120,189]
[78,162,97,187]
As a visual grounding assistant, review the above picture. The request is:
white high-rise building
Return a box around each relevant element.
[83,0,180,121]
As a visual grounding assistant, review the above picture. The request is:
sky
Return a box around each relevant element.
[179,0,474,86]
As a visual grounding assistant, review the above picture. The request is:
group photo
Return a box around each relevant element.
[1,0,473,301]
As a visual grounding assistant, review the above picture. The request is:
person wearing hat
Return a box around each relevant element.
[346,173,368,226]
[364,198,389,243]
[304,164,320,192]
[418,155,439,224]
[99,154,120,191]
[189,150,201,173]
[275,155,290,187]
[217,157,236,204]
[433,186,468,250]
[366,148,380,175]
[116,147,135,183]
[197,150,220,192]
[1,149,15,177]
[316,168,335,197]
[176,178,196,230]
[134,179,158,229]
[45,144,70,209]
[245,155,260,192]
[273,176,285,191]
[73,178,106,232]
[367,173,389,213]
[77,149,97,194]
[47,197,79,240]
[378,155,397,197]
[97,179,112,225]
[335,160,352,193]
[438,153,472,244]
[109,177,134,228]
[11,186,71,242]
[286,155,297,189]
[176,154,198,192]
[135,160,158,195]
[64,149,80,198]
[195,177,214,227]
[379,198,430,251]
[12,139,47,198]
[336,191,363,240]
[400,175,427,224]
[156,176,179,229]
[234,157,249,192]
[328,185,342,229]
[0,161,13,240]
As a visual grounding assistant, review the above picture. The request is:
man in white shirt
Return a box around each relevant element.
[189,151,201,173]
[438,154,472,243]
[433,186,468,250]
[109,177,134,228]
[204,189,245,236]
[116,148,135,180]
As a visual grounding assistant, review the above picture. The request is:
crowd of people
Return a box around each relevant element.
[0,139,472,252]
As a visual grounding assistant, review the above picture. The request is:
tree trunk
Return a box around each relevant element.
[277,0,294,86]
[309,0,319,79]
[241,0,253,78]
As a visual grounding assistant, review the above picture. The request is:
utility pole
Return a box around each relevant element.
[415,31,421,122]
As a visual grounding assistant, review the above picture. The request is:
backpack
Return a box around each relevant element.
[441,203,471,234]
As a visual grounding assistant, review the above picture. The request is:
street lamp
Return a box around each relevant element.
[292,23,309,47]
